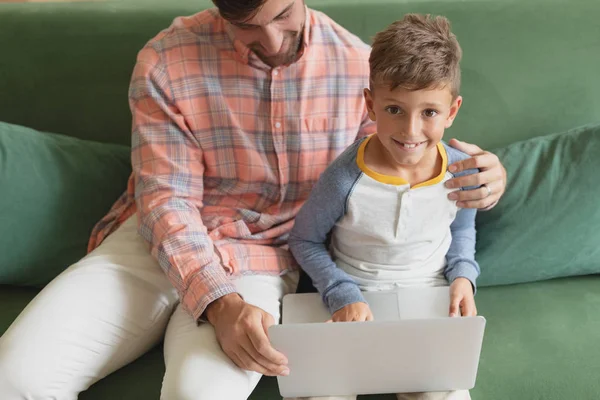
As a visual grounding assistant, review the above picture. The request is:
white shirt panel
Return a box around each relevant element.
[331,171,458,290]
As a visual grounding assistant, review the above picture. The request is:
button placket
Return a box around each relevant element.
[269,68,287,203]
[396,189,410,240]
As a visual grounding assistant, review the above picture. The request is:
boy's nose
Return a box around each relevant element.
[402,117,421,136]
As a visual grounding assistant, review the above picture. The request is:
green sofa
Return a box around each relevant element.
[1,0,600,399]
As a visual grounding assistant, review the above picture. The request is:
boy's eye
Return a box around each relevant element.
[385,106,401,115]
[423,109,438,117]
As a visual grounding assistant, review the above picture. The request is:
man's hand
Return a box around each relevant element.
[445,138,507,210]
[327,302,373,323]
[449,278,477,317]
[205,293,289,376]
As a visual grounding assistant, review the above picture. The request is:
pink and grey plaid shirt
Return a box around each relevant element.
[89,7,375,320]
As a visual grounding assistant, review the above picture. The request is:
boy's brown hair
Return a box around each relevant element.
[369,14,462,98]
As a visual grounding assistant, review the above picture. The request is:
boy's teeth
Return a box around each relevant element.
[402,143,417,148]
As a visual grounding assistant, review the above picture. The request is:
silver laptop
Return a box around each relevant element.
[269,287,486,398]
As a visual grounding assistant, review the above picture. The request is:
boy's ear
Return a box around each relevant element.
[445,95,462,128]
[364,88,376,121]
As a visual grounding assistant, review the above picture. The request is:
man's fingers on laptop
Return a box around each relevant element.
[228,349,262,374]
[242,335,289,376]
[232,346,278,376]
[220,335,266,374]
[247,315,288,366]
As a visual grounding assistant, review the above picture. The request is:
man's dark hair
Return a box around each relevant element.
[212,0,268,22]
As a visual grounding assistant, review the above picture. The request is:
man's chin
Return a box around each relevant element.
[253,33,302,67]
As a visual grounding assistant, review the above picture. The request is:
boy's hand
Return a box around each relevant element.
[327,302,374,323]
[449,278,477,317]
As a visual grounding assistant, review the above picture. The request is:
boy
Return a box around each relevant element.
[288,14,478,400]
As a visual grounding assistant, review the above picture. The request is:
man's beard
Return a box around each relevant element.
[250,27,304,67]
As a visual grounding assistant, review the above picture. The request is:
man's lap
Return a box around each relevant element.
[0,216,297,399]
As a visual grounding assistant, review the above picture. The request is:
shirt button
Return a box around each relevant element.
[275,122,282,129]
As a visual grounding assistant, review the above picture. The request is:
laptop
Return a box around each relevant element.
[268,287,486,398]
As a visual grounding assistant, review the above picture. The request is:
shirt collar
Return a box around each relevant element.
[299,6,311,55]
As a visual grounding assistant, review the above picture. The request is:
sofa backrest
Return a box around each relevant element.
[1,0,599,148]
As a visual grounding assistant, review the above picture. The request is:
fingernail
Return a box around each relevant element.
[281,368,290,376]
[450,313,458,318]
[457,202,465,208]
[449,165,458,173]
[445,181,454,188]
[448,193,458,200]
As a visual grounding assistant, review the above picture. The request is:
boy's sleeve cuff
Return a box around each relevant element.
[324,281,366,315]
[446,262,479,294]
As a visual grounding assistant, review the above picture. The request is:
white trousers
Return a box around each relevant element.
[0,216,298,400]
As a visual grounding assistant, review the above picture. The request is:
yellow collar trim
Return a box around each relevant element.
[356,135,448,188]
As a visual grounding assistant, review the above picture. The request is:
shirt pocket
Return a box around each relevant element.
[291,117,355,196]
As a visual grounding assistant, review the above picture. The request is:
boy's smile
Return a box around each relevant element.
[391,139,427,152]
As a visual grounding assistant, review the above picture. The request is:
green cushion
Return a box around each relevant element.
[0,286,38,336]
[0,122,131,287]
[473,276,600,400]
[476,123,600,287]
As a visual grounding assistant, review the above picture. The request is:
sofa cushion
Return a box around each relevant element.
[0,122,131,287]
[476,122,600,287]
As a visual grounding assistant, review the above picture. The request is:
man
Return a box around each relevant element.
[0,1,506,399]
